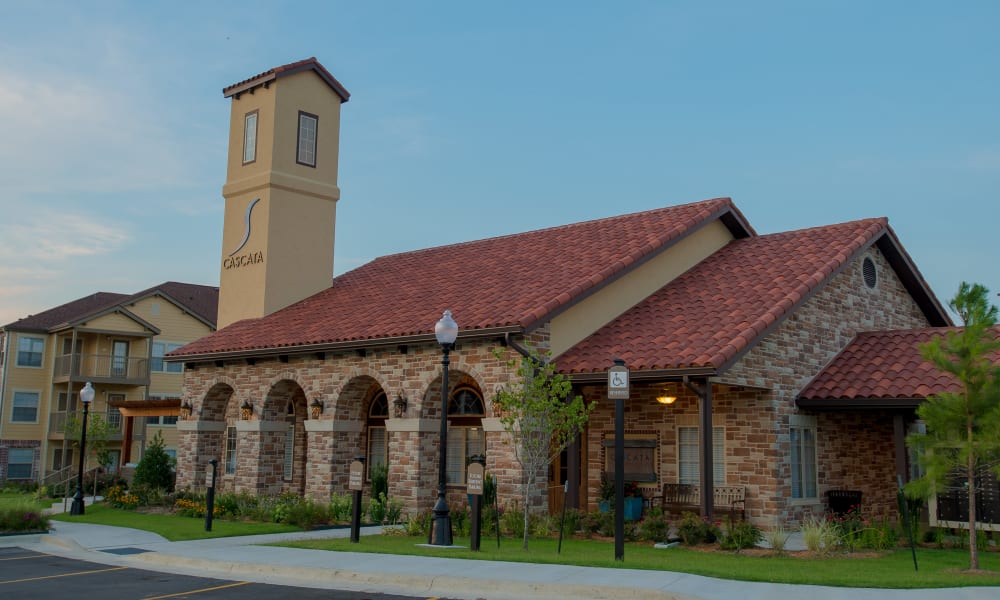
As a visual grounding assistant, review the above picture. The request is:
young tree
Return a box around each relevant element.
[64,411,115,496]
[906,282,1000,571]
[493,347,596,549]
[133,431,175,491]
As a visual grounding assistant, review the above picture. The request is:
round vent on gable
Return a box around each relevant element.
[862,256,878,289]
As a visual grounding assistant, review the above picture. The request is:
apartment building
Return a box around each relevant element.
[0,282,217,486]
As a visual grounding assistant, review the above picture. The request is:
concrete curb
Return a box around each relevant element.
[126,552,696,600]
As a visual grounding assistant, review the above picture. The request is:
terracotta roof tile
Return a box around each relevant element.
[555,218,889,373]
[171,198,750,358]
[798,327,1000,401]
[222,57,350,102]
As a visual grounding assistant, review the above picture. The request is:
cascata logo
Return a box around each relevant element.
[223,198,264,269]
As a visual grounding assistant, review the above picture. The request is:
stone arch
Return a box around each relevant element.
[197,380,237,421]
[258,378,308,495]
[415,355,494,416]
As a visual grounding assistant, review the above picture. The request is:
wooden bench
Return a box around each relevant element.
[656,483,746,521]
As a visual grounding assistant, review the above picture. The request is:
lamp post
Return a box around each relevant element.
[70,382,95,515]
[430,310,458,546]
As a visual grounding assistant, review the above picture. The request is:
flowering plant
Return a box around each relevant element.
[624,481,640,498]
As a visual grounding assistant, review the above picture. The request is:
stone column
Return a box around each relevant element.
[304,419,363,501]
[176,420,226,490]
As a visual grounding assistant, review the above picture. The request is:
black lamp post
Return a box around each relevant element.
[70,382,95,515]
[430,310,458,546]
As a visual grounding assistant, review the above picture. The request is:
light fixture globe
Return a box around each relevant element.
[435,310,458,345]
[80,382,95,404]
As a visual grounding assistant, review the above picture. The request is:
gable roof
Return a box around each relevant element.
[2,283,218,333]
[223,57,350,102]
[169,198,753,360]
[797,327,1000,409]
[555,218,948,378]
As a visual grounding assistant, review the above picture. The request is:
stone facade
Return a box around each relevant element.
[579,249,931,528]
[176,338,537,516]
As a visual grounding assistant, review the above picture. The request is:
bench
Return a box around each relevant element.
[656,483,746,521]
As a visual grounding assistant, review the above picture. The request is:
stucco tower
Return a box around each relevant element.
[217,58,350,328]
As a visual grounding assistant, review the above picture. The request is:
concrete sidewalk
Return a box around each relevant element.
[2,520,996,600]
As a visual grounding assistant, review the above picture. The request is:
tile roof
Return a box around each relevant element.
[170,198,751,359]
[555,218,891,374]
[2,283,218,332]
[797,327,1000,404]
[3,292,129,331]
[222,57,350,102]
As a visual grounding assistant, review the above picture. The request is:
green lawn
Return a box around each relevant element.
[277,534,1000,589]
[50,504,301,541]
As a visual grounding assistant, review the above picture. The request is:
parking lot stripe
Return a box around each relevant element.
[144,580,252,599]
[0,556,37,561]
[0,565,128,584]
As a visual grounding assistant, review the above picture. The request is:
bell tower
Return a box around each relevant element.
[217,58,350,328]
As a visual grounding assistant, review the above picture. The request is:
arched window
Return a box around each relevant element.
[367,391,389,475]
[447,387,485,485]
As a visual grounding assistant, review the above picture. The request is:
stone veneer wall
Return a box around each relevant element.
[716,248,932,526]
[176,336,540,518]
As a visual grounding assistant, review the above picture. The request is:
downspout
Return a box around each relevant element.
[504,332,534,362]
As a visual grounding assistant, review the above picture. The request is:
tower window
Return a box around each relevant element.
[243,111,258,164]
[296,111,318,167]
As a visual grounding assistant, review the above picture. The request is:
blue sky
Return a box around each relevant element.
[1,1,997,326]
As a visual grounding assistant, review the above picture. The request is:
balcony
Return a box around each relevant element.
[53,353,150,386]
[48,410,125,441]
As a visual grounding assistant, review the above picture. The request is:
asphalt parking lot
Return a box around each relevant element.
[0,546,430,599]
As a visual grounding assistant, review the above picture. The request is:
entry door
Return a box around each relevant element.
[111,340,129,376]
[548,448,569,514]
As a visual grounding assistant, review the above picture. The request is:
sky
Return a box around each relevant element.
[1,1,997,326]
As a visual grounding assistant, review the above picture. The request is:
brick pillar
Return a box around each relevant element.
[176,420,226,490]
[304,420,363,501]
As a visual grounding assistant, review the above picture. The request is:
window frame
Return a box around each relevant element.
[677,424,725,486]
[446,386,486,485]
[790,415,818,500]
[16,335,44,368]
[366,391,389,480]
[243,110,258,164]
[6,448,35,479]
[151,341,184,373]
[296,111,318,167]
[11,390,40,423]
[224,426,237,475]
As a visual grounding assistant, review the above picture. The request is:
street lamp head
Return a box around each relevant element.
[435,310,458,346]
[80,382,95,405]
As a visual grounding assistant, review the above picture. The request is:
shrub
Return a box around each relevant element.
[329,493,352,523]
[370,462,388,502]
[385,497,404,525]
[801,517,838,554]
[106,485,139,510]
[720,519,761,552]
[368,493,387,524]
[452,506,470,536]
[405,510,431,537]
[639,512,671,542]
[501,503,525,538]
[531,513,557,538]
[677,512,720,545]
[764,526,790,555]
[561,508,583,536]
[282,497,328,529]
[0,499,51,532]
[133,432,175,491]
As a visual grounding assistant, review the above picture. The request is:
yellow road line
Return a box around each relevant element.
[144,580,252,599]
[0,565,127,584]
[0,556,38,561]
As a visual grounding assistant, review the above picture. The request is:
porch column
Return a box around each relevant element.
[686,377,714,520]
[893,413,907,484]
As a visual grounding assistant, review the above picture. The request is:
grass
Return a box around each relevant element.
[50,504,301,541]
[276,533,1000,589]
[0,491,50,533]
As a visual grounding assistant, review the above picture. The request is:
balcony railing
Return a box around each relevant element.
[48,410,125,439]
[53,353,150,384]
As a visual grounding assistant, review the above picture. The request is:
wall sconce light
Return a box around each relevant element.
[310,399,323,419]
[392,393,407,418]
[656,393,676,405]
[240,401,253,420]
[179,401,192,419]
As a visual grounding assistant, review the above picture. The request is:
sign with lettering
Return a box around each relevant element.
[608,364,629,399]
[467,462,484,495]
[349,460,365,491]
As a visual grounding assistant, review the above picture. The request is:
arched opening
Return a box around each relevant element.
[447,386,485,485]
[262,379,308,495]
[366,390,388,482]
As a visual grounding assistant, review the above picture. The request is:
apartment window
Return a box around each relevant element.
[6,448,34,479]
[151,342,183,373]
[243,110,258,164]
[106,404,123,431]
[678,426,725,485]
[790,416,818,499]
[16,336,44,367]
[224,426,237,475]
[366,391,388,476]
[12,391,39,422]
[146,415,179,426]
[446,388,485,485]
[296,111,318,167]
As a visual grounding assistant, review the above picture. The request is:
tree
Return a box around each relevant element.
[493,346,596,549]
[64,411,115,496]
[133,431,175,491]
[906,282,1000,571]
